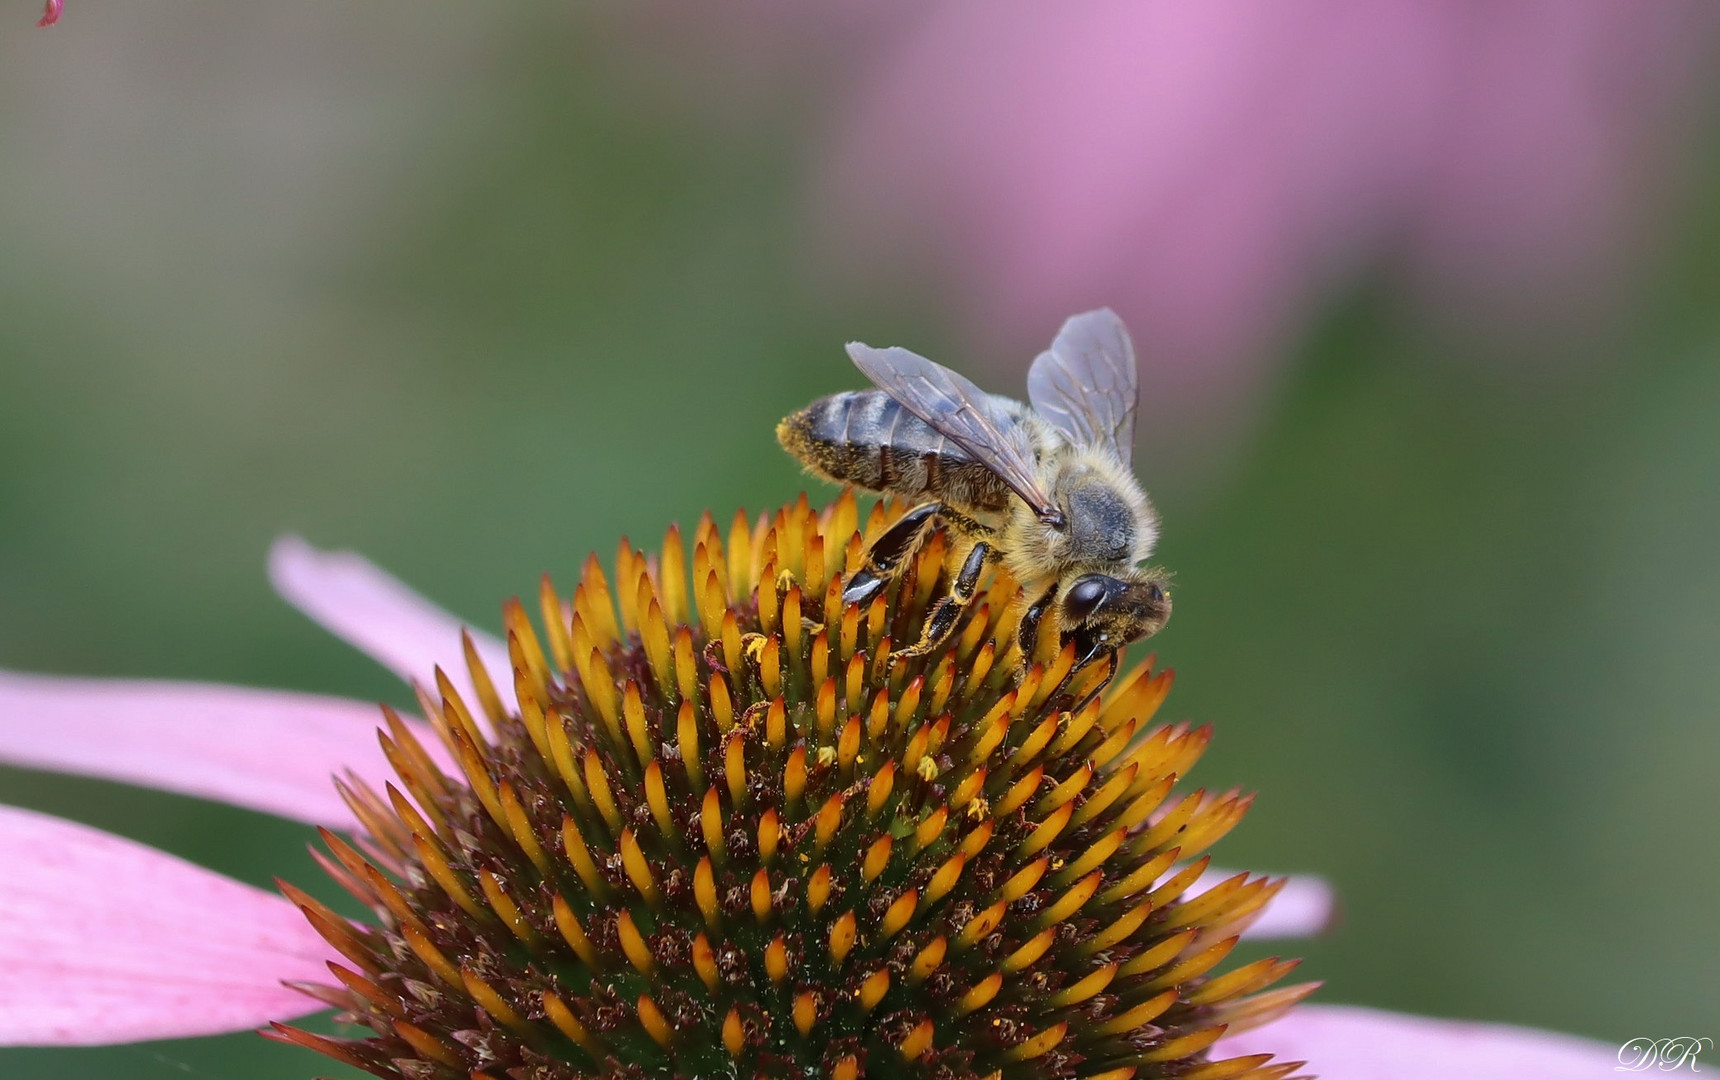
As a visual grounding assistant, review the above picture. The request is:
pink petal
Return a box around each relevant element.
[0,668,440,828]
[0,805,333,1046]
[1189,865,1336,940]
[269,535,512,717]
[1219,1003,1616,1078]
[38,0,62,26]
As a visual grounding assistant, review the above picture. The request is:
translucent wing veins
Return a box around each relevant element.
[846,342,1061,523]
[1027,308,1139,466]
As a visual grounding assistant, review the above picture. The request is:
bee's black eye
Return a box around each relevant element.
[1063,575,1115,622]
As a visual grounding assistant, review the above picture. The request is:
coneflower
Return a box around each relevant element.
[265,493,1314,1080]
[0,494,1620,1076]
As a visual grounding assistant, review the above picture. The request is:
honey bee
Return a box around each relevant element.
[777,308,1170,673]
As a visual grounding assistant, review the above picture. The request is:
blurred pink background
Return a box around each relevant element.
[823,0,1720,438]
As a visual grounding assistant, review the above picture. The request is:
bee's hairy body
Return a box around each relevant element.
[778,309,1172,673]
[778,389,1020,516]
[778,389,1158,589]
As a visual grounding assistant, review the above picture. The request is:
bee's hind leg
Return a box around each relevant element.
[892,540,995,660]
[843,501,942,607]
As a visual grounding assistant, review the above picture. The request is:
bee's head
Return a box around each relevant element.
[1058,569,1172,662]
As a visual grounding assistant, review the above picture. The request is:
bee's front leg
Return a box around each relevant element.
[1060,625,1122,695]
[892,540,995,660]
[843,501,942,607]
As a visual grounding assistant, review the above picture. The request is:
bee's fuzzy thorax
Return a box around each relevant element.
[999,441,1160,590]
[269,494,1312,1080]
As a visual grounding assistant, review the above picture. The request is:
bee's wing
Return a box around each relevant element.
[847,341,1061,521]
[1027,308,1138,467]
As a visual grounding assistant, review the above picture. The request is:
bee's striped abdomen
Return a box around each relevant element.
[777,389,1013,511]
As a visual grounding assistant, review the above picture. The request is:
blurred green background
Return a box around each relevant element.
[3,4,1718,1077]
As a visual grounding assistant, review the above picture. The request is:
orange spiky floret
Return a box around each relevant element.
[275,493,1315,1080]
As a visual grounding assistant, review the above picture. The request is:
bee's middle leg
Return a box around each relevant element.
[843,501,942,607]
[1016,584,1059,665]
[892,539,996,660]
